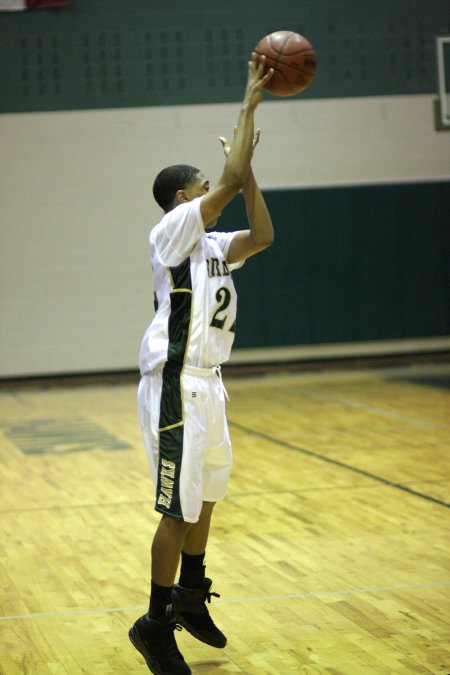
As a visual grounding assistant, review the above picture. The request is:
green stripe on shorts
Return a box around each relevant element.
[156,257,193,520]
[157,365,183,519]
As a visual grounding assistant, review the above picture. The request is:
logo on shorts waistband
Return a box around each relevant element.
[157,458,176,509]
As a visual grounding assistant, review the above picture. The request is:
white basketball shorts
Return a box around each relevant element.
[138,363,233,523]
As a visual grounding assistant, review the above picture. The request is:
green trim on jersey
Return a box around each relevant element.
[167,258,193,365]
[169,257,193,291]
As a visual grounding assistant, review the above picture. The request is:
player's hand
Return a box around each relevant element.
[219,126,261,158]
[243,53,273,110]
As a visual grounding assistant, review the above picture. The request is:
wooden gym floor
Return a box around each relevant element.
[0,361,449,674]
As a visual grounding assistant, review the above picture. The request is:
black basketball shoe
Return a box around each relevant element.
[172,578,227,648]
[129,611,191,675]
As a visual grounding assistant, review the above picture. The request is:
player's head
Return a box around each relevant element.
[153,164,206,212]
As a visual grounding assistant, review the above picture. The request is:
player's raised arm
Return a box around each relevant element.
[218,128,274,263]
[200,54,273,227]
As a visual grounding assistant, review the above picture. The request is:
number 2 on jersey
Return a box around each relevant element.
[210,287,235,332]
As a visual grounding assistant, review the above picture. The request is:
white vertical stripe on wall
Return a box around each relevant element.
[0,94,448,377]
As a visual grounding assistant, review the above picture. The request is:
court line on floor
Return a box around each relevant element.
[1,581,449,621]
[229,479,449,498]
[1,478,448,515]
[228,420,450,509]
[291,387,442,429]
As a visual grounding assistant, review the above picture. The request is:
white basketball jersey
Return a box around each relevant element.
[139,196,243,374]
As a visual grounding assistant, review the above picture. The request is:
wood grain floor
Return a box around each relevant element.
[1,362,449,674]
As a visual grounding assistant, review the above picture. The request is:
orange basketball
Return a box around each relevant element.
[255,30,317,96]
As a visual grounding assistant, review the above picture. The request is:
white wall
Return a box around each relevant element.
[1,94,449,377]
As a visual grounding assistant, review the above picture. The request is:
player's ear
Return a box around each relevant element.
[175,189,189,204]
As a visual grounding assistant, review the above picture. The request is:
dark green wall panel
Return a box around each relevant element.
[218,181,450,348]
[1,0,449,113]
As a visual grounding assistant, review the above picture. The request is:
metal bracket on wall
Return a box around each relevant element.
[435,35,450,130]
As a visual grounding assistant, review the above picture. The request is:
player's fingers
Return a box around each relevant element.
[262,67,274,83]
[255,53,266,76]
[219,136,231,156]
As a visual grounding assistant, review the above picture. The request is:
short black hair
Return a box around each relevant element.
[152,164,200,212]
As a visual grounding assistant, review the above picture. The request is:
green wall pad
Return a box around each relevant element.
[218,180,450,348]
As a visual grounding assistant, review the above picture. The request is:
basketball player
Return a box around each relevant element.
[129,53,274,674]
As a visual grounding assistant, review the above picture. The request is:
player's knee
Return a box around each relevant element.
[161,514,193,536]
[201,500,216,515]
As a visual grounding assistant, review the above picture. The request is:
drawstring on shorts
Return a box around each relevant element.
[212,365,229,401]
[183,364,229,401]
